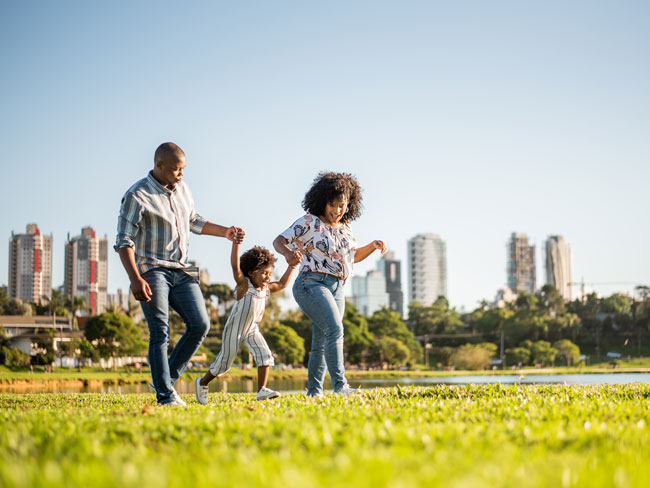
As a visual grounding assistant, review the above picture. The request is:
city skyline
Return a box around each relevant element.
[2,2,648,311]
[2,222,646,312]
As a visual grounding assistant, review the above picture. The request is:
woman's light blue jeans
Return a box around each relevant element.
[140,268,210,405]
[293,272,349,395]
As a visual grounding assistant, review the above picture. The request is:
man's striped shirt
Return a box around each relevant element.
[115,171,207,276]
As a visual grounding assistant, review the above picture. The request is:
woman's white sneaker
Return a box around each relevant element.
[256,386,280,401]
[195,377,209,405]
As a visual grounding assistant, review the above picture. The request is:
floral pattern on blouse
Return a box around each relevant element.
[280,214,357,280]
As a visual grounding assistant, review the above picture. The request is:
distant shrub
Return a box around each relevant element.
[451,344,492,370]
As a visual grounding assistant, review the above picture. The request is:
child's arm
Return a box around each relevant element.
[230,231,248,299]
[273,235,303,266]
[354,240,387,263]
[268,263,299,293]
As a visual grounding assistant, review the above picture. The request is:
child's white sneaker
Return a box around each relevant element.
[256,386,280,401]
[195,377,209,405]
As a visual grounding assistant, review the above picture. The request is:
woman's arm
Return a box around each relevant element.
[273,235,303,266]
[354,240,387,263]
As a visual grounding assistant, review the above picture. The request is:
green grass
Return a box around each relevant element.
[1,385,649,487]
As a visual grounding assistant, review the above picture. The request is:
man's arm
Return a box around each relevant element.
[118,247,152,302]
[201,222,244,241]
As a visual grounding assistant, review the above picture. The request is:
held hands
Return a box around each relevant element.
[285,249,303,267]
[131,277,152,302]
[373,240,387,254]
[226,226,245,243]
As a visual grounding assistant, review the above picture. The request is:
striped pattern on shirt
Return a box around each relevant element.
[209,279,274,376]
[114,171,207,276]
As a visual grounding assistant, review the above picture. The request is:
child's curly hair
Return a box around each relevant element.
[240,246,277,278]
[302,172,363,222]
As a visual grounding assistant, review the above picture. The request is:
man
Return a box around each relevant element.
[115,142,243,406]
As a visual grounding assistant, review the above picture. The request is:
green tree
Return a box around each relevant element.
[85,313,146,369]
[79,338,99,367]
[505,347,531,366]
[265,323,305,365]
[0,286,8,312]
[4,298,33,316]
[280,309,311,365]
[343,304,373,365]
[367,336,410,368]
[368,307,421,366]
[451,344,492,370]
[408,298,463,337]
[530,341,558,366]
[553,339,580,366]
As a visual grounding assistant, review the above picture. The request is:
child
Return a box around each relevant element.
[195,232,297,403]
[273,171,386,397]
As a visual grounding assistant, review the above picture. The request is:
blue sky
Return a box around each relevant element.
[1,1,649,311]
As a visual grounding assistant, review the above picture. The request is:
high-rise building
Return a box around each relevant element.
[64,226,108,315]
[545,235,572,300]
[8,224,53,303]
[407,234,447,306]
[350,270,389,316]
[507,232,536,294]
[376,251,404,317]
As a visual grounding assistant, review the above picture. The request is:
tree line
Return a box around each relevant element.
[1,284,649,371]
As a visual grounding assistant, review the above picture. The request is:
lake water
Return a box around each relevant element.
[5,372,650,394]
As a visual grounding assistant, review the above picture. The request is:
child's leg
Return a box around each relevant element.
[203,321,245,386]
[257,365,270,391]
[243,329,274,392]
[200,370,216,387]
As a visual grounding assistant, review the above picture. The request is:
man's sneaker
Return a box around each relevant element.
[256,386,280,401]
[335,384,360,396]
[171,389,187,407]
[195,377,209,405]
[161,397,185,407]
[306,392,324,399]
[149,382,186,406]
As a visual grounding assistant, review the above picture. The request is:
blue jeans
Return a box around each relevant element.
[293,272,348,395]
[140,268,210,404]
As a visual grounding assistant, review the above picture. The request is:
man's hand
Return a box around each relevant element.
[131,277,153,302]
[225,226,245,243]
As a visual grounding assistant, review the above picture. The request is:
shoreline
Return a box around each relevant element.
[2,366,650,389]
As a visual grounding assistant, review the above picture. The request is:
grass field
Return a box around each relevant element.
[1,385,649,487]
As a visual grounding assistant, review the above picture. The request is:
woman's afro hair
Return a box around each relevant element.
[240,246,277,278]
[301,171,363,222]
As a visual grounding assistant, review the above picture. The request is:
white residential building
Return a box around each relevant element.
[64,226,108,315]
[350,270,389,316]
[407,234,447,306]
[8,223,53,303]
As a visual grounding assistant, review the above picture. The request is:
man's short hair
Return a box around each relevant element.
[154,142,185,164]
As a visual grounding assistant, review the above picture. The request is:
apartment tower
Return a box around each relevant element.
[407,234,447,306]
[64,226,108,315]
[545,235,572,300]
[507,232,536,294]
[8,223,53,303]
[376,251,404,317]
